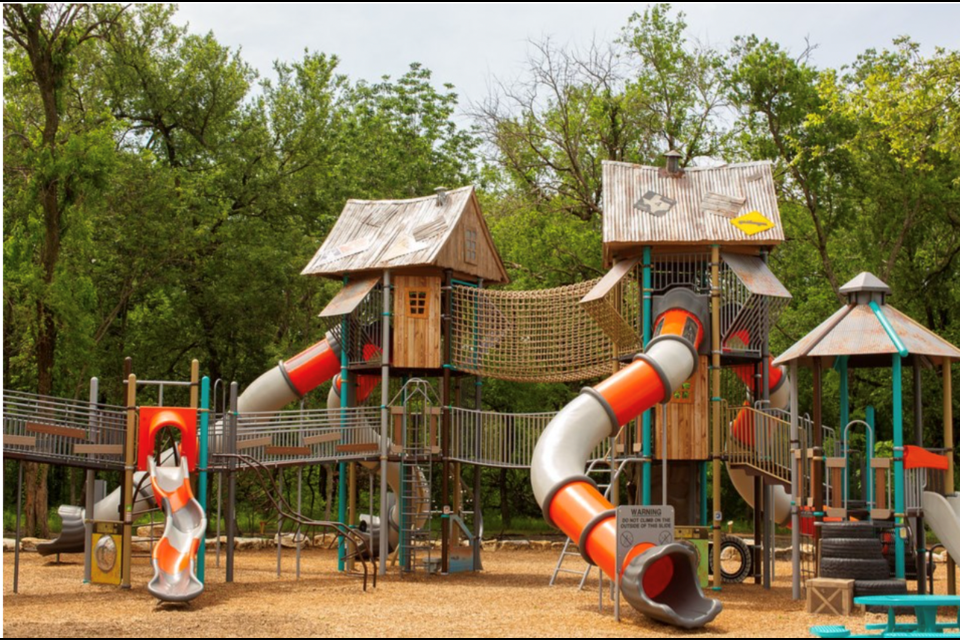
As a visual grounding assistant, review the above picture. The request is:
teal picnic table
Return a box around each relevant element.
[854,595,960,636]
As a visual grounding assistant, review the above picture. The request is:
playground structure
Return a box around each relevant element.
[3,157,958,628]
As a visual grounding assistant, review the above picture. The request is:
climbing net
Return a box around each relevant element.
[450,279,640,383]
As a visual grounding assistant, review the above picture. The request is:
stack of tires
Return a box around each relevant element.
[820,522,906,611]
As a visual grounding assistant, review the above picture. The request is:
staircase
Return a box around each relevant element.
[549,451,629,588]
[725,404,795,486]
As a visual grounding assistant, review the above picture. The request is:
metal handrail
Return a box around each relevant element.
[214,452,375,591]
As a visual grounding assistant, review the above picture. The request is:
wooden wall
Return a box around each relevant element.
[393,274,442,369]
[653,355,710,461]
[435,197,507,283]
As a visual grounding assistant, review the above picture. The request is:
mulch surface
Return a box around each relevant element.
[3,546,957,637]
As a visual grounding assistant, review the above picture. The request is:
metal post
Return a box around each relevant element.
[441,269,453,574]
[945,361,957,595]
[14,460,23,594]
[892,354,906,579]
[226,381,238,583]
[474,378,483,571]
[347,461,356,572]
[642,246,653,506]
[277,471,284,577]
[914,360,927,593]
[190,359,199,407]
[710,245,722,591]
[812,358,824,575]
[379,270,391,574]
[216,470,222,568]
[790,360,801,600]
[198,376,210,583]
[838,357,851,511]
[866,405,876,514]
[661,413,668,507]
[754,474,763,586]
[338,275,350,572]
[611,271,621,509]
[84,377,99,584]
[121,373,137,589]
[296,466,303,580]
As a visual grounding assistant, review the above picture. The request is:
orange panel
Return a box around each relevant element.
[284,338,342,396]
[594,360,666,426]
[138,407,198,472]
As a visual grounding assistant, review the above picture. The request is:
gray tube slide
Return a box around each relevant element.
[37,456,166,556]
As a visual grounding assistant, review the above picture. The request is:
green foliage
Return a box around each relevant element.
[4,5,959,534]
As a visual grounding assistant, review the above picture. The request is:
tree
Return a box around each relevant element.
[4,4,127,537]
[474,4,729,286]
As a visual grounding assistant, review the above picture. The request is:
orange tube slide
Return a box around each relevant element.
[545,307,702,588]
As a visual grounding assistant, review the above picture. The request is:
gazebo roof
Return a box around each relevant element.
[773,273,960,368]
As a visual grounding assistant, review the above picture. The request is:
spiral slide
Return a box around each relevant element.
[40,332,345,556]
[530,289,722,629]
[147,455,206,601]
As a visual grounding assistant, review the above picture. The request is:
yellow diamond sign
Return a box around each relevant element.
[730,210,775,236]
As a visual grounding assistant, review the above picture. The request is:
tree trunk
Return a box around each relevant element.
[24,462,38,536]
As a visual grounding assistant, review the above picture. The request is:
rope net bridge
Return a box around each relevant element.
[449,278,641,383]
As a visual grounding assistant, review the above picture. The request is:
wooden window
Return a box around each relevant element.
[408,289,429,317]
[464,227,478,264]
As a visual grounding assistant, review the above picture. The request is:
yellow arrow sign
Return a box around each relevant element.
[730,210,775,236]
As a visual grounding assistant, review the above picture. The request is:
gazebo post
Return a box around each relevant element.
[913,359,927,594]
[945,360,956,595]
[812,357,824,572]
[892,353,906,580]
[839,357,850,502]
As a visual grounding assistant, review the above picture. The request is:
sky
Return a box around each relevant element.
[173,3,960,111]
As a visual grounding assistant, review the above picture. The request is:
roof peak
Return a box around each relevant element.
[839,272,891,296]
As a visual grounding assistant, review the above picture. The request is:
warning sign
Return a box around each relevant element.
[730,210,775,236]
[616,505,675,570]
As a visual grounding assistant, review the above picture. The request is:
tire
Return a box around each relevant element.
[821,538,883,560]
[820,522,877,540]
[854,579,908,596]
[855,579,908,614]
[708,535,753,584]
[820,557,891,581]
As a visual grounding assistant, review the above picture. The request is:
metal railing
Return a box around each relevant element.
[905,468,928,515]
[724,403,793,484]
[210,405,383,468]
[448,407,608,469]
[2,390,128,469]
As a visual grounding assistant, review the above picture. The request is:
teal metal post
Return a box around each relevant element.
[197,376,210,582]
[866,405,875,514]
[892,355,906,579]
[839,357,850,428]
[870,300,908,577]
[642,246,653,505]
[338,276,349,571]
[838,357,850,502]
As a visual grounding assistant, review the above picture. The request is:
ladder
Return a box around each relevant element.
[399,411,434,573]
[549,453,630,588]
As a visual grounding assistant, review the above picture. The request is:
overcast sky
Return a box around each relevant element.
[174,3,960,109]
